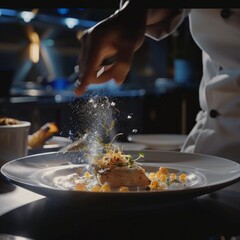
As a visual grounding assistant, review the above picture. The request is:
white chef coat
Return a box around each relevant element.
[144,8,240,162]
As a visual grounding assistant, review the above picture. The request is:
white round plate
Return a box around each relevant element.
[1,150,239,207]
[128,134,188,150]
[28,136,72,154]
[115,142,146,151]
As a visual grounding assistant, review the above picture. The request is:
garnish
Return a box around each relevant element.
[92,133,144,171]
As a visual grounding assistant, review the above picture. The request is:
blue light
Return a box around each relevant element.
[0,9,17,17]
[61,17,97,29]
[57,8,69,15]
[78,19,97,28]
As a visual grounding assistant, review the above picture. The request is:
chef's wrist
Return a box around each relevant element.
[146,9,183,26]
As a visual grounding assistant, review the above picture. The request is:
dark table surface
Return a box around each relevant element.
[0,173,239,240]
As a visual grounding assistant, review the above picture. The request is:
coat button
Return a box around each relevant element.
[221,9,232,19]
[209,109,219,118]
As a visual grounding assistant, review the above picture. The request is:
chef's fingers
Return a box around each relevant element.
[74,78,89,96]
[75,31,117,95]
[75,53,117,96]
[74,46,135,96]
[96,47,135,85]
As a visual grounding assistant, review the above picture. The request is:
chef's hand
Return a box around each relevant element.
[74,1,148,96]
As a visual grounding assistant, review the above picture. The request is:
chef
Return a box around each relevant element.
[74,2,240,163]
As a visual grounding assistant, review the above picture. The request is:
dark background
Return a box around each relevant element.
[0,8,202,139]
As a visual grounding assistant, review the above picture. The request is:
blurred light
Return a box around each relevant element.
[64,17,79,29]
[20,11,36,22]
[29,31,40,63]
[0,8,17,16]
[25,89,41,96]
[0,8,97,30]
[88,79,120,91]
[43,39,55,47]
[55,94,63,102]
[29,43,40,63]
[52,78,69,91]
[30,32,39,42]
[78,19,97,28]
[57,8,69,15]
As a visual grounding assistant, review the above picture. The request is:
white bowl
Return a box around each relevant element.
[0,121,31,166]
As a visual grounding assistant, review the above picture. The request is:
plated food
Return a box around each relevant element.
[91,142,150,188]
[0,117,19,125]
[53,136,188,192]
[53,163,188,193]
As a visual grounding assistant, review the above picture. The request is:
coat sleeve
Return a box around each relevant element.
[119,0,190,40]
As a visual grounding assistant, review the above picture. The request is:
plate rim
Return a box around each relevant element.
[127,134,188,148]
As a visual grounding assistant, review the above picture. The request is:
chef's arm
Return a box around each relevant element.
[120,0,190,40]
[74,1,190,96]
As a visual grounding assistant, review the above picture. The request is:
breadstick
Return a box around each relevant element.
[28,122,59,149]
